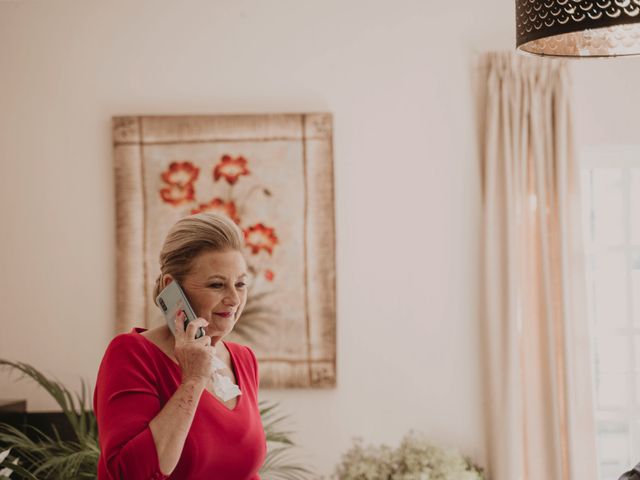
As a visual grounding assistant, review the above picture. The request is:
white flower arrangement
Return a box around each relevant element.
[333,432,485,480]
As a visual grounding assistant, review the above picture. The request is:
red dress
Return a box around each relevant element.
[93,328,266,479]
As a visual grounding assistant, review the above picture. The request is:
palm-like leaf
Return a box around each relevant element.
[259,400,315,480]
[260,445,316,480]
[0,456,39,480]
[260,401,295,445]
[0,360,99,479]
[0,361,97,444]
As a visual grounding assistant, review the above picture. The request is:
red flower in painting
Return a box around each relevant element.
[191,198,241,224]
[243,223,278,255]
[160,183,196,205]
[264,269,275,281]
[213,155,250,185]
[161,161,200,187]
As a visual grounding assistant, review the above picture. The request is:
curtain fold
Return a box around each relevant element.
[477,51,597,480]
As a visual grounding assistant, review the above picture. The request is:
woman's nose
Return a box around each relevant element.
[223,287,240,306]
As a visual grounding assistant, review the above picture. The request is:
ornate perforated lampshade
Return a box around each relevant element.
[516,0,640,57]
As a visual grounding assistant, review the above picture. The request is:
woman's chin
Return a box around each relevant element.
[206,323,234,338]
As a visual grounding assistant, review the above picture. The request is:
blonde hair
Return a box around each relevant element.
[153,213,245,302]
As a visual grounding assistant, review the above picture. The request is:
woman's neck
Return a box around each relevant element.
[160,325,226,350]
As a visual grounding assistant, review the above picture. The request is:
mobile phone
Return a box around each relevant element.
[156,280,205,339]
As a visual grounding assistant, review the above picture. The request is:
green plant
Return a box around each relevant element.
[259,401,315,480]
[0,447,38,480]
[0,360,314,480]
[0,360,98,479]
[333,432,485,480]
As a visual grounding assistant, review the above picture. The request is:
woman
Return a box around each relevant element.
[94,213,266,479]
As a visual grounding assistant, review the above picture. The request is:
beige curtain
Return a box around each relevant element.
[477,52,597,480]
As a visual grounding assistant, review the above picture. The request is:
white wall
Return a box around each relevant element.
[0,0,515,475]
[572,57,640,147]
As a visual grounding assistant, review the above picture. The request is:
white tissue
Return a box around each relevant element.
[211,355,242,402]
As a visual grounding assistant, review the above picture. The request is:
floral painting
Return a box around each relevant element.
[113,114,336,388]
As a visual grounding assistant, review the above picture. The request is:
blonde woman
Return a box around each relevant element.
[94,213,266,479]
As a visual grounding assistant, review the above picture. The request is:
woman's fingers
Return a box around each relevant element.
[195,335,213,348]
[184,317,209,341]
[173,315,216,384]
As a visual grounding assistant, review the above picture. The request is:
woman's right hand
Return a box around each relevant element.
[173,308,215,386]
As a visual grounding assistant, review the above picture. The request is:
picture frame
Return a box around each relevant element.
[113,113,336,388]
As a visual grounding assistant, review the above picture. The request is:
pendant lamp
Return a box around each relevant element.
[516,0,640,57]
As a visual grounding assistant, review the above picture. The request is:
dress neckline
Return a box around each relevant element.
[133,327,243,412]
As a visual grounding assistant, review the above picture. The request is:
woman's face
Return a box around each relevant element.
[179,249,249,338]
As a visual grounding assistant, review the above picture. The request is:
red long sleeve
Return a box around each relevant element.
[93,329,266,480]
[94,333,169,479]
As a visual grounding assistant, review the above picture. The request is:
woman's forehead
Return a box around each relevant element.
[190,249,247,276]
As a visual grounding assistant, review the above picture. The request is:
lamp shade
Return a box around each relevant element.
[516,0,640,57]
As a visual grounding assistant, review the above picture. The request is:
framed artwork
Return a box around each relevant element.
[113,114,336,388]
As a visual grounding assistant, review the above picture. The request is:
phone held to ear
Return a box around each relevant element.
[156,279,242,401]
[156,280,205,339]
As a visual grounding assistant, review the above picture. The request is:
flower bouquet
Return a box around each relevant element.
[333,432,485,480]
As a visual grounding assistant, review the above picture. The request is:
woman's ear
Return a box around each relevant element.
[162,274,174,289]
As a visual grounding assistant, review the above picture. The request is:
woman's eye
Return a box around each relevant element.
[208,282,247,289]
